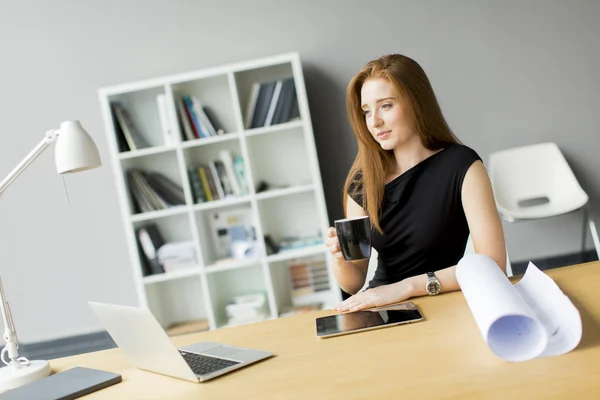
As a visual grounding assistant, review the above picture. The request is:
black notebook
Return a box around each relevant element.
[0,367,121,400]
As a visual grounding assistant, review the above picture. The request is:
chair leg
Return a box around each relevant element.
[589,219,600,261]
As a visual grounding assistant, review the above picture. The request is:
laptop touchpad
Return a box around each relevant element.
[203,346,241,359]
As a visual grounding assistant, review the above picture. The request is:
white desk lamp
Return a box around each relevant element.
[0,120,101,391]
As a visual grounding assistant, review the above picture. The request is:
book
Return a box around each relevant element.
[187,166,206,203]
[250,81,277,129]
[145,172,185,206]
[202,106,225,135]
[456,253,582,362]
[219,150,242,196]
[191,96,217,137]
[182,96,205,138]
[264,79,283,127]
[271,77,297,125]
[110,103,130,152]
[176,97,196,141]
[233,157,249,195]
[156,94,177,146]
[111,102,150,151]
[244,82,261,129]
[197,165,214,201]
[136,224,166,275]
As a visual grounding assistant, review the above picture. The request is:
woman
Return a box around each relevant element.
[327,54,506,312]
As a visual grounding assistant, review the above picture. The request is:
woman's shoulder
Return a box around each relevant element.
[442,143,482,166]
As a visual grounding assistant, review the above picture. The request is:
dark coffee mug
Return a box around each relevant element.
[334,216,372,261]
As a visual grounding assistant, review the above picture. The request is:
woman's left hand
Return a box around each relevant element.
[334,281,413,312]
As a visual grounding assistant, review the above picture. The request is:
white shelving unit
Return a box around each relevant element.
[98,53,341,332]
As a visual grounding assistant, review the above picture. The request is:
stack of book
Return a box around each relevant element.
[136,224,198,276]
[244,77,299,129]
[157,241,197,272]
[127,169,185,214]
[289,257,330,306]
[225,293,269,327]
[187,150,248,203]
[176,95,224,140]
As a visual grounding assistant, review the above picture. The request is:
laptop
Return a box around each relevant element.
[88,301,273,382]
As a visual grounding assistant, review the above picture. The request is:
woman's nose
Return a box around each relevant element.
[372,111,383,127]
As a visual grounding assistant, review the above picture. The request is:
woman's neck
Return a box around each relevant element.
[390,137,441,176]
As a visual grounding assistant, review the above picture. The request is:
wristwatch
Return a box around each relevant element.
[425,272,441,295]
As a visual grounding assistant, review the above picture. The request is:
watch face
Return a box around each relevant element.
[426,281,441,294]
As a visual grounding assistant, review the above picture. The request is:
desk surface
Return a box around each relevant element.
[50,262,600,399]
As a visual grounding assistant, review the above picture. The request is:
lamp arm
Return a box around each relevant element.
[0,130,59,195]
[0,129,59,367]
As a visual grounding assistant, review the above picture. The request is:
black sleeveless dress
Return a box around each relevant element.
[350,144,482,288]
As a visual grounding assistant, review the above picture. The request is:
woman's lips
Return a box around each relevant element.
[377,131,391,140]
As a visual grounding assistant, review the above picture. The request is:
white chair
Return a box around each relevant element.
[488,142,600,261]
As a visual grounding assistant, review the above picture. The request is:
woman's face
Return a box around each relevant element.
[360,78,416,151]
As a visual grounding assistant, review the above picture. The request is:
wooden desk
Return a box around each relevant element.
[50,262,600,399]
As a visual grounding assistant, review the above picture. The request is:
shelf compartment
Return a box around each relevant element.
[121,151,187,216]
[108,85,168,151]
[171,74,238,139]
[133,213,197,279]
[233,62,300,131]
[205,264,271,329]
[245,126,312,191]
[182,140,250,206]
[268,254,334,317]
[257,190,323,254]
[145,276,210,332]
[193,203,259,267]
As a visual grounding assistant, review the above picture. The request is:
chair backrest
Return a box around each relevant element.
[488,142,588,219]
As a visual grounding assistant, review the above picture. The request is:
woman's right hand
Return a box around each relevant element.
[326,227,344,260]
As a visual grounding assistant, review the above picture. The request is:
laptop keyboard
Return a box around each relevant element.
[179,350,241,376]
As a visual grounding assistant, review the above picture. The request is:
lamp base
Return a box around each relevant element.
[0,360,52,392]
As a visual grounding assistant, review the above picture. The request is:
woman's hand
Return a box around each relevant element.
[334,281,413,312]
[325,227,344,260]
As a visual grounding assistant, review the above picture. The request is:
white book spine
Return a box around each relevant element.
[264,80,283,127]
[156,94,176,146]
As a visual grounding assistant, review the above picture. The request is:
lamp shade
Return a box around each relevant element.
[54,120,102,174]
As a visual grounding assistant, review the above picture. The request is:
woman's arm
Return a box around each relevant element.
[327,196,370,295]
[334,160,506,311]
[461,160,506,271]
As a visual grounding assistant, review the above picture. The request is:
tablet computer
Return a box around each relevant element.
[315,302,423,338]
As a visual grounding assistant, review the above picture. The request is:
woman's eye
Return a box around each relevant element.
[362,109,371,116]
[382,103,392,109]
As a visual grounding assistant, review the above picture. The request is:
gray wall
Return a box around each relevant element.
[0,0,598,343]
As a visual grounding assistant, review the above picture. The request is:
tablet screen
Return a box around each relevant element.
[316,302,423,338]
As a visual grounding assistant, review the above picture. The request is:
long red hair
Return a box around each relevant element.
[343,54,460,233]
